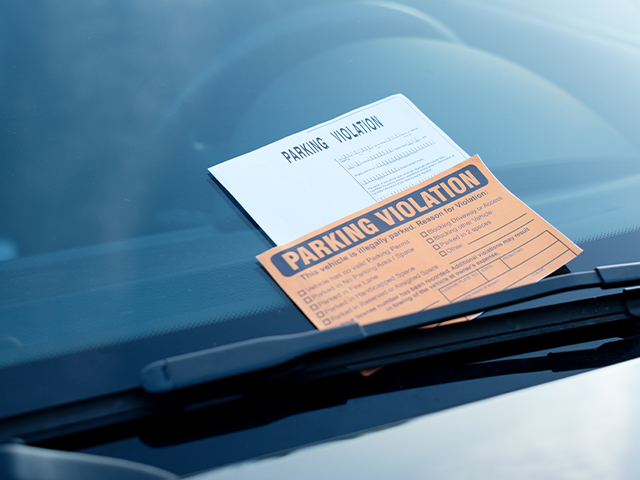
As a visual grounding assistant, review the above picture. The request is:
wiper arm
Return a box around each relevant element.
[141,262,640,393]
[141,335,640,448]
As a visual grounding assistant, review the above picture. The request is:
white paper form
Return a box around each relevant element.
[210,94,468,245]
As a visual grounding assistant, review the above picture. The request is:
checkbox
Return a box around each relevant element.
[298,289,306,297]
[426,238,434,244]
[433,244,441,250]
[323,319,331,326]
[420,232,428,237]
[304,296,312,303]
[439,251,447,257]
[310,304,319,311]
[316,311,325,318]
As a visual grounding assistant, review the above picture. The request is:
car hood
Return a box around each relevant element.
[194,354,640,479]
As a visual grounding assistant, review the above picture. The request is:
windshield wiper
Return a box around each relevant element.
[5,262,640,448]
[141,262,640,393]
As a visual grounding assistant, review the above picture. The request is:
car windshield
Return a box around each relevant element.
[0,0,640,440]
[2,0,640,393]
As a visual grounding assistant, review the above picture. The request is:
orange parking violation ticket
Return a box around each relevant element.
[258,155,581,329]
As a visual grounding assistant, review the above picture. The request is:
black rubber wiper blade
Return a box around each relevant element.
[141,262,640,393]
[366,262,640,336]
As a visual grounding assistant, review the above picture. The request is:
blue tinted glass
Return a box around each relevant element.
[1,0,640,364]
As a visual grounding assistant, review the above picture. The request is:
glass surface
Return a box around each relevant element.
[2,0,640,365]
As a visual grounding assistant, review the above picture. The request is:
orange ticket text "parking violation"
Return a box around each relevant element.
[257,155,581,330]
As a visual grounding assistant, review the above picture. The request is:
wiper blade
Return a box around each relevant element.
[367,262,640,335]
[141,262,640,393]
